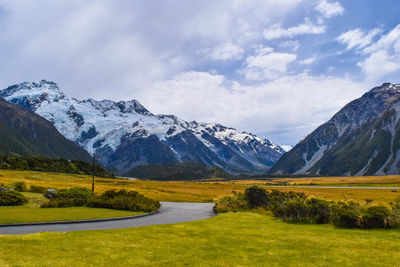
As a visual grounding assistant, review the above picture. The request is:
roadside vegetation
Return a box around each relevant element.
[42,187,160,212]
[0,192,145,224]
[0,181,159,224]
[215,185,400,229]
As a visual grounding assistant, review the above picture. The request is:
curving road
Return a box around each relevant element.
[0,202,215,235]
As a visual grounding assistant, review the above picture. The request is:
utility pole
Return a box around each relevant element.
[92,153,96,193]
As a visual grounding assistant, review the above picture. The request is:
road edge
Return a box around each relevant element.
[0,210,158,227]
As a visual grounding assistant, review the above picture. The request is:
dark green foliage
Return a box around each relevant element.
[359,206,390,229]
[29,185,48,193]
[216,186,398,229]
[245,186,268,208]
[0,155,112,177]
[330,202,361,228]
[87,190,160,212]
[124,163,232,181]
[42,187,92,208]
[0,190,28,206]
[41,187,160,213]
[8,181,27,192]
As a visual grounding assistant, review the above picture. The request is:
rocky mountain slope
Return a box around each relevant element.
[0,97,92,162]
[270,83,400,176]
[0,80,285,173]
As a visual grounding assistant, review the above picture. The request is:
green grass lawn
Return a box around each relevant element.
[0,192,144,224]
[1,212,399,266]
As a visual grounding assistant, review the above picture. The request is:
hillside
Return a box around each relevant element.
[0,98,92,162]
[270,83,400,176]
[0,80,285,174]
[123,163,232,180]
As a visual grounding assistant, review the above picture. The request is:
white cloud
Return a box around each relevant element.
[341,25,400,82]
[146,71,365,145]
[298,57,316,65]
[263,18,325,40]
[206,42,244,60]
[315,0,344,18]
[357,50,400,82]
[243,47,297,80]
[337,28,382,51]
[0,0,303,100]
[280,40,300,51]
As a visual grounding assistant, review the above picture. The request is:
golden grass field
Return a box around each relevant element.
[1,169,400,205]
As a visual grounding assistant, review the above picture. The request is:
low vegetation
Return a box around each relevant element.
[216,186,400,229]
[0,195,144,224]
[124,162,231,180]
[0,190,27,206]
[88,189,160,212]
[0,155,112,178]
[42,187,160,213]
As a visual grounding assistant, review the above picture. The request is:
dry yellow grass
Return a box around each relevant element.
[1,169,399,204]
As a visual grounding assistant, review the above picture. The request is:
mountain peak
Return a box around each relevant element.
[0,80,65,110]
[370,82,400,93]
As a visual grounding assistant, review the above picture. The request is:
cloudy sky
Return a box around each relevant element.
[1,0,400,146]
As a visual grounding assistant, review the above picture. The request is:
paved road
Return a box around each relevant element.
[0,202,215,235]
[265,185,400,190]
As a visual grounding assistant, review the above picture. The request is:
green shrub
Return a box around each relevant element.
[268,190,307,209]
[8,181,27,192]
[245,185,268,208]
[271,198,330,224]
[214,193,248,213]
[0,190,28,206]
[87,189,160,212]
[330,202,360,228]
[359,206,390,229]
[42,187,92,208]
[29,185,48,193]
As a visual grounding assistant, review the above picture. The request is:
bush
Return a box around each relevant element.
[271,198,330,224]
[330,202,361,228]
[359,206,390,229]
[245,186,268,208]
[42,187,92,208]
[214,193,248,213]
[87,189,160,212]
[29,185,48,193]
[0,190,28,206]
[8,181,27,192]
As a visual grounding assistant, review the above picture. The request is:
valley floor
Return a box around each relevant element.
[1,212,399,266]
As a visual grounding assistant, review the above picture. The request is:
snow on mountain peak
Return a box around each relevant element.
[0,80,286,173]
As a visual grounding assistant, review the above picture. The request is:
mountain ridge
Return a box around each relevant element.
[0,80,285,174]
[270,82,400,176]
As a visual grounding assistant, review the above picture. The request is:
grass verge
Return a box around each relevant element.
[0,212,399,266]
[0,192,144,224]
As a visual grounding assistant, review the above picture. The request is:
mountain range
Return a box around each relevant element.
[0,80,285,174]
[271,83,400,176]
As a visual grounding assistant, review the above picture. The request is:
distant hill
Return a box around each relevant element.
[0,155,112,178]
[0,97,91,162]
[123,163,232,180]
[270,83,400,176]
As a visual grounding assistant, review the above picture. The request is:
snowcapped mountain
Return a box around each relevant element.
[270,83,400,176]
[0,80,285,174]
